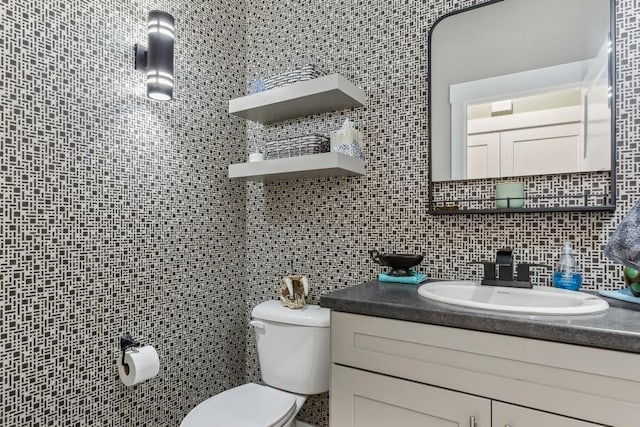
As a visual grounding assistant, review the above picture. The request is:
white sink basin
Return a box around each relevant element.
[418,281,609,315]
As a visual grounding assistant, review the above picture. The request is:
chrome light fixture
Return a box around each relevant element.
[135,10,175,101]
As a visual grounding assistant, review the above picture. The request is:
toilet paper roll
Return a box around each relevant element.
[117,345,160,387]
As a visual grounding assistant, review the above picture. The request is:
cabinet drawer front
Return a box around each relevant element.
[331,364,490,427]
[492,402,604,427]
[331,311,640,426]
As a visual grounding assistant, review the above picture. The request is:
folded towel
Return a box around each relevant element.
[598,288,640,305]
[604,199,640,270]
[378,272,428,285]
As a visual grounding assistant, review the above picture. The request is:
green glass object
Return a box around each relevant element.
[624,267,640,297]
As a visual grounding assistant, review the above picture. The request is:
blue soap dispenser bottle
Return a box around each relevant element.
[552,241,583,291]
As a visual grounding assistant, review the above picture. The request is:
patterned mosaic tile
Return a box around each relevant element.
[1,0,247,426]
[3,0,640,426]
[244,1,640,426]
[433,171,612,210]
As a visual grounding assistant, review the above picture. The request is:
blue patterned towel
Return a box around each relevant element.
[378,272,428,285]
[604,199,640,270]
[598,288,640,305]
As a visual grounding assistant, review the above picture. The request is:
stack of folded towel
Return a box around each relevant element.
[378,271,428,285]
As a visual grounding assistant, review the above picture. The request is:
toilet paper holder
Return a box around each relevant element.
[120,333,141,367]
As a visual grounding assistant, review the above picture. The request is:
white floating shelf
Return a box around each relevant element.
[228,152,365,182]
[229,74,366,124]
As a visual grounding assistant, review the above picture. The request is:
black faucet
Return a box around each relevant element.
[470,249,549,289]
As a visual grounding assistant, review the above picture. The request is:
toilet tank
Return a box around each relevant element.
[251,301,330,395]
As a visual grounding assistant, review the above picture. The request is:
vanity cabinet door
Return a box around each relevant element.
[491,401,604,427]
[331,365,491,427]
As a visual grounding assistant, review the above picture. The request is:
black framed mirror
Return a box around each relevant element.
[428,0,617,214]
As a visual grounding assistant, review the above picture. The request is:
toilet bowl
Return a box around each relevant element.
[181,301,330,427]
[180,383,305,427]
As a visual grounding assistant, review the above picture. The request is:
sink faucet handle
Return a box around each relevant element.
[495,249,514,280]
[468,261,496,280]
[517,263,552,282]
[495,248,513,266]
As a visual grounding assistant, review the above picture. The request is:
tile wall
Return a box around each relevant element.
[3,0,639,426]
[1,1,247,425]
[243,1,640,425]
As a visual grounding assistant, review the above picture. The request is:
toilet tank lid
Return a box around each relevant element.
[252,300,330,327]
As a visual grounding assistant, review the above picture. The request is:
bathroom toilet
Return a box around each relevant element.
[181,300,331,427]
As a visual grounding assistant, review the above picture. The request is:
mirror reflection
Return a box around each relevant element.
[430,0,612,182]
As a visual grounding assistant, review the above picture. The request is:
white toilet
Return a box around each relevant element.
[181,300,331,427]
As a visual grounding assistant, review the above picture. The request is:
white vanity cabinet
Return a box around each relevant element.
[330,312,640,427]
[332,365,600,427]
[332,364,490,426]
[491,402,601,427]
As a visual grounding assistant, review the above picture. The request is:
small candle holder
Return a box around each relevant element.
[495,182,525,209]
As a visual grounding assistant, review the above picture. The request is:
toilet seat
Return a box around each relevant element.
[180,383,298,427]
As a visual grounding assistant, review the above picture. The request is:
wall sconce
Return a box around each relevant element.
[135,10,175,101]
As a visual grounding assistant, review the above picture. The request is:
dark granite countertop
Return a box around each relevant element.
[320,280,640,354]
